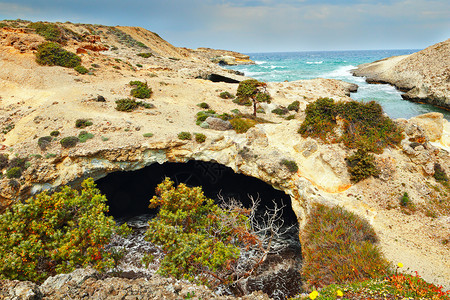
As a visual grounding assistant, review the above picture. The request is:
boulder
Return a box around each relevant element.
[410,112,443,142]
[205,117,233,131]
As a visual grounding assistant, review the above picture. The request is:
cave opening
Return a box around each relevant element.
[95,160,302,299]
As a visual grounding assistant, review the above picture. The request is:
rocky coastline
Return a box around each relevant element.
[351,38,450,109]
[0,20,449,298]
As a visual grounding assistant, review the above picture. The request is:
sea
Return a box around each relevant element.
[225,50,450,120]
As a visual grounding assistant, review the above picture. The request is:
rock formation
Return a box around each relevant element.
[352,39,450,109]
[0,20,449,294]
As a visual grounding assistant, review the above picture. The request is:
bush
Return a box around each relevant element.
[38,136,52,151]
[75,119,93,128]
[74,65,89,74]
[78,131,94,143]
[137,52,153,58]
[271,107,288,115]
[129,81,152,99]
[197,102,209,109]
[144,178,259,288]
[196,110,217,125]
[301,203,389,289]
[229,117,258,133]
[280,159,298,173]
[50,130,60,137]
[287,100,300,112]
[8,157,28,169]
[6,167,22,179]
[194,133,206,143]
[346,149,380,183]
[299,98,403,153]
[115,98,138,112]
[0,178,130,282]
[0,154,8,170]
[28,22,63,42]
[219,91,234,99]
[434,163,448,183]
[60,136,79,148]
[35,42,81,68]
[178,132,192,140]
[400,192,411,207]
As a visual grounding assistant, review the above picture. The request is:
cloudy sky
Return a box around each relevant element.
[1,0,449,53]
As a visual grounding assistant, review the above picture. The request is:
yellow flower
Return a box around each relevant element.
[309,290,319,299]
[397,262,404,268]
[336,290,344,297]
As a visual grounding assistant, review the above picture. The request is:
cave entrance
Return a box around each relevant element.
[95,160,302,299]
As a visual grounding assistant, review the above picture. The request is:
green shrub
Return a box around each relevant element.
[271,107,288,115]
[229,117,258,133]
[137,52,153,58]
[178,132,192,140]
[78,131,94,143]
[288,100,300,112]
[74,65,89,74]
[129,81,152,99]
[28,22,63,42]
[219,91,234,99]
[346,149,380,183]
[400,192,411,207]
[197,102,209,109]
[194,133,206,143]
[136,64,143,67]
[434,163,448,183]
[301,203,389,289]
[60,136,79,148]
[75,119,93,128]
[0,178,130,282]
[6,167,22,179]
[0,154,8,170]
[8,157,28,169]
[299,98,402,153]
[50,130,60,137]
[45,153,57,159]
[196,110,217,125]
[115,98,138,112]
[38,136,52,151]
[144,178,259,287]
[101,136,110,142]
[280,159,298,173]
[143,133,154,138]
[35,42,81,68]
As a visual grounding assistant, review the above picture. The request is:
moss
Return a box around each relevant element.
[178,132,192,140]
[60,136,79,148]
[74,65,89,74]
[35,42,81,68]
[38,136,53,151]
[346,149,380,183]
[75,119,93,128]
[6,167,22,179]
[194,133,206,143]
[280,159,298,173]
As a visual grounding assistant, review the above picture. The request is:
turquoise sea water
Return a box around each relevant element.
[226,50,450,120]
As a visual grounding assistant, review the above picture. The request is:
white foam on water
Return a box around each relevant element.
[254,60,267,64]
[306,61,323,64]
[326,65,355,78]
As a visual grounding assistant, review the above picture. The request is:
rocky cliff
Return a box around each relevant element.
[0,20,449,294]
[352,39,450,109]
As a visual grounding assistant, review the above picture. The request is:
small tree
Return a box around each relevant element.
[144,178,289,295]
[236,79,271,117]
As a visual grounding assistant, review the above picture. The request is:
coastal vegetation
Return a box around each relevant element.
[235,79,271,117]
[115,98,153,112]
[35,42,81,68]
[0,179,130,282]
[129,80,152,99]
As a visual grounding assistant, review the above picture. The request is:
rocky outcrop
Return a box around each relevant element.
[188,47,255,65]
[0,268,270,300]
[351,39,450,109]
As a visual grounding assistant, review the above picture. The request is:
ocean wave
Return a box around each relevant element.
[254,60,267,64]
[306,61,323,64]
[325,65,355,78]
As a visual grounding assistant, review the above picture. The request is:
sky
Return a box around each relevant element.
[0,0,449,53]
